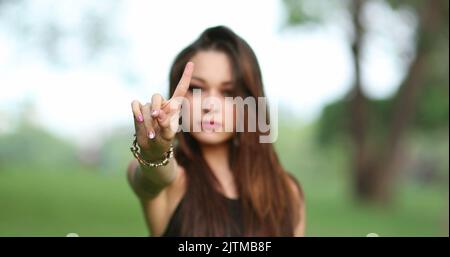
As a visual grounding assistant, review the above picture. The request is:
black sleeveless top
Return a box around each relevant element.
[162,174,302,236]
[162,193,243,237]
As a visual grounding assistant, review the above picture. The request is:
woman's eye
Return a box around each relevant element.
[188,85,202,91]
[222,89,233,97]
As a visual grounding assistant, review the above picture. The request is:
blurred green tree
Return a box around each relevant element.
[282,0,448,203]
[0,0,124,66]
[0,99,78,171]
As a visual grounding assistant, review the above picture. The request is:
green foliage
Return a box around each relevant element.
[384,0,425,10]
[281,0,347,27]
[316,88,448,146]
[283,0,449,144]
[0,123,78,171]
[282,0,322,25]
[98,126,134,175]
[414,85,449,130]
[316,99,349,146]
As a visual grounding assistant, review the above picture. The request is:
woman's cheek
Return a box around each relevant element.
[181,94,195,132]
[222,98,235,132]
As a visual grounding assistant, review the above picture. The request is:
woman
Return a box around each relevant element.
[127,26,305,236]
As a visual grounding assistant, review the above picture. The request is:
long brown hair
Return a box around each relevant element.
[168,26,301,236]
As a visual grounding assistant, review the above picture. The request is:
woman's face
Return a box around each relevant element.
[184,50,235,145]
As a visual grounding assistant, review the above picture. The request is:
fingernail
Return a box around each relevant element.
[137,114,143,122]
[151,110,159,117]
[148,131,155,139]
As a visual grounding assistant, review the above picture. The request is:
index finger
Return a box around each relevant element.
[171,61,194,99]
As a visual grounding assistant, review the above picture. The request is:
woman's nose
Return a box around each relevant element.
[202,90,222,113]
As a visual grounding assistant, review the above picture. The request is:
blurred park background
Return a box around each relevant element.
[0,0,448,236]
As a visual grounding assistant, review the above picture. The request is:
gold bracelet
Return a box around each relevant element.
[130,134,174,167]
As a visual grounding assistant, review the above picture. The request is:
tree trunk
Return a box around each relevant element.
[350,0,444,204]
[347,0,375,202]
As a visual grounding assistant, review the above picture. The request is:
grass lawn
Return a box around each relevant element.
[0,166,447,236]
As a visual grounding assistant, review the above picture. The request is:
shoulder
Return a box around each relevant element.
[285,172,306,236]
[286,172,305,202]
[136,164,187,236]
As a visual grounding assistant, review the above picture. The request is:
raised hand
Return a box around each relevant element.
[131,62,194,159]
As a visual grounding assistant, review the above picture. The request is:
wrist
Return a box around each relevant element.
[130,134,174,168]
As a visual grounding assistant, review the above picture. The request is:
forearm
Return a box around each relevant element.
[138,157,177,185]
[128,145,178,198]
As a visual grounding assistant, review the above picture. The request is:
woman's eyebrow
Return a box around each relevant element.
[192,76,233,87]
[191,76,206,83]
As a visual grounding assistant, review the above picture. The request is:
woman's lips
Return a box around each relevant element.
[200,120,222,130]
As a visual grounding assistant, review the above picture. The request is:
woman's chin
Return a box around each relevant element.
[190,131,233,145]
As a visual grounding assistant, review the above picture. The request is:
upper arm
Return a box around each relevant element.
[127,160,186,236]
[287,174,306,237]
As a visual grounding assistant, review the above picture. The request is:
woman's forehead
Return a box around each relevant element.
[190,51,233,86]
